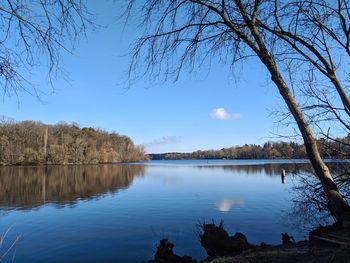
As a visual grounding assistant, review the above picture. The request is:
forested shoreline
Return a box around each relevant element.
[150,138,350,160]
[0,118,148,165]
[2,118,350,165]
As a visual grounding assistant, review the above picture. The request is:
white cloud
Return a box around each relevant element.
[210,108,240,121]
[143,136,181,148]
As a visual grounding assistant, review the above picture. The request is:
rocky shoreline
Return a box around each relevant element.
[148,223,350,263]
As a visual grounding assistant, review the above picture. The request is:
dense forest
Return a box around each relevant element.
[0,118,148,165]
[150,138,350,160]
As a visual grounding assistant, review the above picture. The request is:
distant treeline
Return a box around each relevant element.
[0,118,148,165]
[150,139,350,160]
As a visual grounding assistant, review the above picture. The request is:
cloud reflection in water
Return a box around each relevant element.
[215,199,245,213]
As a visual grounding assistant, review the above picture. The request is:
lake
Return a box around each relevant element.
[0,160,337,262]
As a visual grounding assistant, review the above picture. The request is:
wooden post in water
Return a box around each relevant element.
[281,169,286,184]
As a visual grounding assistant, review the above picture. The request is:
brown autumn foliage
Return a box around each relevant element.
[0,117,148,165]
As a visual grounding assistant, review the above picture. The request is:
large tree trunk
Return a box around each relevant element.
[259,52,350,224]
[233,2,350,223]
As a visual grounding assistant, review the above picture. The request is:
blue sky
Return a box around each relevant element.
[0,1,286,153]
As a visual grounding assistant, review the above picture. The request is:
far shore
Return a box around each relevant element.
[2,158,350,168]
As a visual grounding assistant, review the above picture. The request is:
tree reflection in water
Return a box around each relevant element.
[195,163,311,177]
[196,162,350,230]
[1,161,349,232]
[289,162,350,229]
[0,164,145,210]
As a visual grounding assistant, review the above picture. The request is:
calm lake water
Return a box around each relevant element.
[0,160,335,262]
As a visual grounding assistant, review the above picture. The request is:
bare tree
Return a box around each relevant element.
[0,118,149,165]
[256,1,350,116]
[259,1,350,166]
[124,0,350,223]
[0,0,91,98]
[290,163,350,228]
